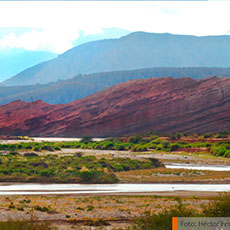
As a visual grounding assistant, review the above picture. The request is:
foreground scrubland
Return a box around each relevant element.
[0,193,230,230]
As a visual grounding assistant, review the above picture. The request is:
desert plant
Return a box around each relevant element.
[129,201,198,230]
[203,193,230,217]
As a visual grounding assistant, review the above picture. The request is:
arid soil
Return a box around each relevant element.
[0,193,217,229]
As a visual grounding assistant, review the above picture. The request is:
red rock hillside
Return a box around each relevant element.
[0,77,230,137]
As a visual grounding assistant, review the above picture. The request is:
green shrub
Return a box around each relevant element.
[128,136,142,144]
[40,169,55,178]
[203,132,213,138]
[8,204,15,209]
[102,172,119,183]
[203,193,230,217]
[41,145,54,151]
[148,158,164,168]
[156,145,162,151]
[116,145,125,151]
[80,136,93,144]
[170,144,180,151]
[162,141,170,149]
[170,133,183,140]
[216,132,229,138]
[9,151,18,156]
[25,146,33,150]
[131,145,147,152]
[54,146,61,151]
[24,153,38,157]
[213,147,226,156]
[79,171,97,182]
[34,205,49,212]
[129,201,198,230]
[86,205,94,211]
[33,147,41,152]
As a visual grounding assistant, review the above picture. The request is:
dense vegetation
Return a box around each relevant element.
[0,154,159,183]
[210,142,230,158]
[1,132,230,158]
[128,193,230,230]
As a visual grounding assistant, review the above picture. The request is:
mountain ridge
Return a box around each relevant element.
[0,76,229,137]
[1,67,230,105]
[4,31,230,86]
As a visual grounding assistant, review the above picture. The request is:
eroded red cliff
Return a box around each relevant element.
[0,77,229,137]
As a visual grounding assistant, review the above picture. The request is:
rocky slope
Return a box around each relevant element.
[0,77,230,137]
[4,32,230,86]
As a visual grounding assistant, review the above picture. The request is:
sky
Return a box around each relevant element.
[0,1,230,54]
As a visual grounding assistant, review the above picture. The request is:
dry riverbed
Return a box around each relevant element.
[0,193,218,229]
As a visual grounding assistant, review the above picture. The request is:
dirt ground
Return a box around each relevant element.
[0,192,218,229]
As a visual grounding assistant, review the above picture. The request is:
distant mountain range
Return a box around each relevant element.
[73,27,131,47]
[4,32,230,86]
[0,77,229,137]
[1,67,230,105]
[0,48,57,81]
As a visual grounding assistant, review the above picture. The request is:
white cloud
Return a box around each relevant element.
[0,1,230,53]
[0,29,78,53]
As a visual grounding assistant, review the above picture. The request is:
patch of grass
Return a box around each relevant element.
[0,219,56,230]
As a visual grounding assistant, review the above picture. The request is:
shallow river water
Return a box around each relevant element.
[0,183,230,195]
[165,163,230,171]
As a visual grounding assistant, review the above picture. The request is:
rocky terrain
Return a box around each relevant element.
[0,77,230,137]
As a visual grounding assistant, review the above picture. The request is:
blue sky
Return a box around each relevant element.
[0,1,230,54]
